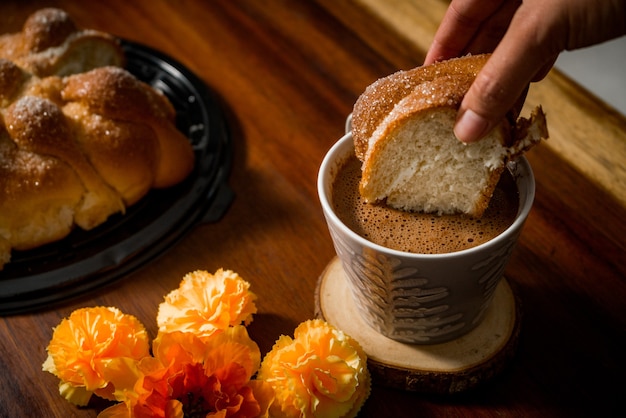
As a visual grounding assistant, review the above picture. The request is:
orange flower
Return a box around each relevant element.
[157,270,257,339]
[100,326,274,418]
[42,306,150,406]
[258,320,370,418]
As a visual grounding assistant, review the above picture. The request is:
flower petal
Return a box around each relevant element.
[58,381,93,406]
[157,270,257,339]
[258,320,370,418]
[43,307,150,395]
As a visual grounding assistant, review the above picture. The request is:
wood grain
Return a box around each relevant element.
[0,0,624,417]
[315,258,522,394]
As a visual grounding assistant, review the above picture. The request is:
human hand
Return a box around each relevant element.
[424,0,626,143]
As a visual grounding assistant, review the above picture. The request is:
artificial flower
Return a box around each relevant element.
[99,326,274,418]
[258,319,370,418]
[157,269,257,339]
[42,306,150,406]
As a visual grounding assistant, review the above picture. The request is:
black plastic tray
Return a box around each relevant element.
[0,40,233,314]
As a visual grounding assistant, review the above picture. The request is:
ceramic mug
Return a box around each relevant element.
[318,130,534,344]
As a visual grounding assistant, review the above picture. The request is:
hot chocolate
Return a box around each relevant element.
[332,154,519,254]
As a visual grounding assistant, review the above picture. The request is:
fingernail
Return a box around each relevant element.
[455,109,490,143]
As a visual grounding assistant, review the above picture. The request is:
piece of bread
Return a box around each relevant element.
[0,8,125,77]
[0,63,194,271]
[0,63,194,267]
[352,54,548,217]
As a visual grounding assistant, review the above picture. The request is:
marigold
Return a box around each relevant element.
[99,326,274,418]
[157,269,257,339]
[258,319,370,418]
[42,306,150,406]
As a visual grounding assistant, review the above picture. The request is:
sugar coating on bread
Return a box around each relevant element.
[0,8,125,77]
[0,9,194,270]
[353,54,548,217]
[0,66,195,268]
[0,127,84,251]
[352,55,490,161]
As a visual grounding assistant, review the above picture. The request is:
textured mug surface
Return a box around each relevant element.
[318,133,535,344]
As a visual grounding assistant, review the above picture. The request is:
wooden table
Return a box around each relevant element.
[1,1,624,416]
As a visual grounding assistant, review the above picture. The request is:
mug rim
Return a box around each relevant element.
[317,132,535,260]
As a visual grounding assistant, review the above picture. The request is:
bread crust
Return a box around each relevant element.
[0,127,85,251]
[0,8,125,77]
[0,9,194,270]
[61,67,195,190]
[352,54,490,161]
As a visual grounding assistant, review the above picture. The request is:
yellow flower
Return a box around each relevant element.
[157,269,257,339]
[258,320,370,418]
[42,306,150,406]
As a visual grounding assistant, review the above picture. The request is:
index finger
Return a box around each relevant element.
[425,0,507,65]
[455,5,559,142]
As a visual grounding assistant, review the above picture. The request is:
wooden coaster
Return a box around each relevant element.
[315,257,522,394]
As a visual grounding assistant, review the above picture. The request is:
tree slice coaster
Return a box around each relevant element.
[314,257,522,394]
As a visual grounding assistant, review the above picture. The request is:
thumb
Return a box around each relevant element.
[454,58,534,143]
[454,9,559,143]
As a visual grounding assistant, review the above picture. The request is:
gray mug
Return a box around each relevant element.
[318,130,534,344]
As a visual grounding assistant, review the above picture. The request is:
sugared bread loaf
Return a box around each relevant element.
[0,10,194,270]
[352,54,548,217]
[0,8,125,77]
